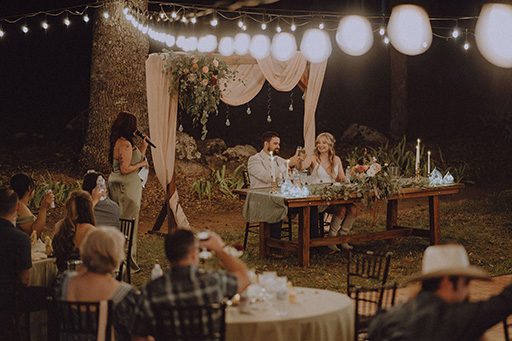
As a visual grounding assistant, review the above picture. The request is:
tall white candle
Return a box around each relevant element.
[269,151,276,181]
[415,139,421,173]
[285,159,290,181]
[427,150,431,174]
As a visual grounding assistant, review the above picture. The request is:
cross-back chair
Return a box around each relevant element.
[347,250,393,298]
[117,218,136,283]
[504,316,512,341]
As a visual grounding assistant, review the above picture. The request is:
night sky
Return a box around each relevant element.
[1,0,510,148]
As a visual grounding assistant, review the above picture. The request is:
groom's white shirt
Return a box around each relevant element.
[247,150,287,188]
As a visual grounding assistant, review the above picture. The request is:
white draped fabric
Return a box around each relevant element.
[145,52,327,229]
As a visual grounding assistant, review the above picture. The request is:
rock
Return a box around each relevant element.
[175,160,210,178]
[340,124,388,145]
[176,131,201,161]
[222,145,257,164]
[197,138,227,156]
[206,154,228,170]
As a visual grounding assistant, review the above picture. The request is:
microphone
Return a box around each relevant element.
[135,130,157,148]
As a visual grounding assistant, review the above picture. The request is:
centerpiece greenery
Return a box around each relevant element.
[163,52,238,140]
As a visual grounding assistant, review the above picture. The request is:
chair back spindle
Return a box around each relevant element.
[347,250,392,297]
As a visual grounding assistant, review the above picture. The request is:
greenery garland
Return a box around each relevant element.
[163,52,238,140]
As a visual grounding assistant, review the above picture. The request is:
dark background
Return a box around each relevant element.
[0,0,511,150]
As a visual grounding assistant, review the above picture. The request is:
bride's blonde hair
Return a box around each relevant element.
[314,132,337,178]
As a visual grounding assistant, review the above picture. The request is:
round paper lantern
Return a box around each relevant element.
[198,35,218,53]
[218,36,234,56]
[300,29,332,63]
[176,35,185,49]
[335,15,374,56]
[234,33,251,55]
[387,4,432,56]
[271,32,297,62]
[475,3,512,68]
[250,34,271,59]
[165,34,176,48]
[182,37,198,52]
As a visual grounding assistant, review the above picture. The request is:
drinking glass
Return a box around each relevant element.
[197,231,212,260]
[273,276,289,317]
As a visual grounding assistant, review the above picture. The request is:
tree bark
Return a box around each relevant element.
[81,0,149,173]
[389,46,408,139]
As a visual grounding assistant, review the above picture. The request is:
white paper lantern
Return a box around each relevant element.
[165,34,176,48]
[271,32,297,62]
[234,33,251,55]
[182,37,198,52]
[300,29,332,63]
[176,35,185,49]
[475,3,512,68]
[250,34,271,60]
[198,35,218,53]
[218,37,235,56]
[335,15,374,56]
[387,4,432,56]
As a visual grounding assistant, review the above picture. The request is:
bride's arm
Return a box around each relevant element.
[335,156,346,182]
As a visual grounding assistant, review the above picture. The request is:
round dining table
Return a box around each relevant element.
[226,287,354,341]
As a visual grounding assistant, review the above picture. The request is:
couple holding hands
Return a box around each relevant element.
[247,131,356,252]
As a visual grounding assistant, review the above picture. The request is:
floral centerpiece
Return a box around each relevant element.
[163,52,238,139]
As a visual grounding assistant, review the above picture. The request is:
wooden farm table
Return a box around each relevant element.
[236,183,464,267]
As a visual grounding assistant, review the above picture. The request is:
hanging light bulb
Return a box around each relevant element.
[178,124,184,132]
[83,14,90,23]
[123,7,129,15]
[22,25,29,34]
[181,16,189,23]
[242,24,247,31]
[291,22,296,32]
[159,12,165,19]
[42,21,49,30]
[219,36,235,56]
[387,4,432,56]
[319,22,325,30]
[63,17,71,26]
[271,32,297,61]
[103,11,110,19]
[234,33,251,55]
[300,28,332,63]
[250,34,271,59]
[267,115,272,123]
[238,19,244,28]
[261,22,267,30]
[379,26,386,36]
[190,16,197,24]
[0,28,4,38]
[475,3,512,68]
[336,15,374,56]
[463,41,470,50]
[384,36,390,45]
[452,28,460,39]
[276,25,282,33]
[225,118,231,126]
[246,106,252,115]
[210,13,218,27]
[171,10,178,19]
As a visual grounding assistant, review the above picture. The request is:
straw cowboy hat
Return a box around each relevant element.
[408,244,491,282]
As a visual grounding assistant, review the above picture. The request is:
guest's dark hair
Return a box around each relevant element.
[261,131,280,146]
[164,229,196,264]
[53,190,96,272]
[109,111,138,163]
[82,171,106,194]
[0,188,18,216]
[9,173,35,198]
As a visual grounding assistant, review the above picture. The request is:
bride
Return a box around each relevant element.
[300,132,357,251]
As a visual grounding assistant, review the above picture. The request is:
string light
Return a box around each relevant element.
[291,22,296,32]
[171,10,177,19]
[238,18,244,28]
[379,26,386,36]
[0,28,4,38]
[190,16,197,24]
[210,14,218,27]
[159,12,165,19]
[452,28,460,39]
[42,21,49,30]
[319,22,325,30]
[242,24,247,31]
[261,22,267,30]
[383,36,390,44]
[83,14,90,22]
[103,11,110,19]
[64,17,71,26]
[22,25,29,34]
[276,24,282,33]
[463,41,470,50]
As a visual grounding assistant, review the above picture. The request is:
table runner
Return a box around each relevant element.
[242,188,288,224]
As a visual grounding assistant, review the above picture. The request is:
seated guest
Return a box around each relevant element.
[300,132,357,251]
[82,170,120,228]
[57,228,137,341]
[368,244,512,341]
[52,190,96,272]
[131,230,250,340]
[0,188,32,339]
[10,173,54,236]
[247,131,313,239]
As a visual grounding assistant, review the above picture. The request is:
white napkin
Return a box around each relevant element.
[138,167,149,188]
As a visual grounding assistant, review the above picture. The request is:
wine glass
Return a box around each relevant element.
[197,231,212,260]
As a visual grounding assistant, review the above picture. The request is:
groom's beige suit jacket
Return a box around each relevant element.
[247,150,287,189]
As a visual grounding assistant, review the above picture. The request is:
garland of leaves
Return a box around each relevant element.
[163,52,238,140]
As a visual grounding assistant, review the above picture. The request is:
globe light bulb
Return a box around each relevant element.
[42,21,49,30]
[291,23,296,31]
[319,22,325,30]
[463,42,470,50]
[242,25,247,31]
[64,18,71,26]
[103,11,110,19]
[384,36,390,44]
[379,26,386,36]
[0,29,4,38]
[238,19,244,28]
[452,28,460,39]
[159,12,165,19]
[171,11,177,19]
[210,18,218,27]
[22,25,29,33]
[190,16,197,24]
[83,14,90,23]
[261,22,267,30]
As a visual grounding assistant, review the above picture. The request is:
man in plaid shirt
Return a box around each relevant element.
[131,229,250,340]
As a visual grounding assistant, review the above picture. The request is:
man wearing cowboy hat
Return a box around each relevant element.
[368,244,512,341]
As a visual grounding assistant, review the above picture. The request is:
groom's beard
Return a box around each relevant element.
[272,148,280,155]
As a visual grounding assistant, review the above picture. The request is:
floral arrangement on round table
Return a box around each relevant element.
[163,52,238,139]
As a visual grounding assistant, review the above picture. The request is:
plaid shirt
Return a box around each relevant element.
[131,265,238,337]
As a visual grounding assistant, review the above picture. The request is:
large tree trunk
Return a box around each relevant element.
[81,0,149,173]
[389,46,408,139]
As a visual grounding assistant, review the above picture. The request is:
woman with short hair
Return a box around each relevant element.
[82,170,120,228]
[57,227,138,341]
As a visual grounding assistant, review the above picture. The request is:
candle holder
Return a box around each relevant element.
[271,178,278,193]
[415,169,420,179]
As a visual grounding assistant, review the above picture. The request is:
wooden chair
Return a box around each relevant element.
[49,299,113,340]
[117,218,136,283]
[242,170,291,250]
[504,316,512,341]
[347,250,392,298]
[152,303,227,341]
[318,211,332,237]
[354,283,398,341]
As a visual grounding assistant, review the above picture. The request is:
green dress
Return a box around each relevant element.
[109,146,143,260]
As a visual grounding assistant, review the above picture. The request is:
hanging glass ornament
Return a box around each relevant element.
[178,124,184,132]
[289,104,294,111]
[267,114,272,123]
[302,92,305,100]
[289,91,294,111]
[246,106,251,115]
[225,118,231,126]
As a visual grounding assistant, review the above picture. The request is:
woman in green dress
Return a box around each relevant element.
[108,112,148,267]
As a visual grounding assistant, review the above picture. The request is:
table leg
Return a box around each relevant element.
[428,196,440,245]
[259,222,271,258]
[298,207,311,267]
[386,199,398,230]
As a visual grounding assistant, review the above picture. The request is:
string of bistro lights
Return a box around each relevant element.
[1,1,512,68]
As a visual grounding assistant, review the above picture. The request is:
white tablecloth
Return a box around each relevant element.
[226,287,354,341]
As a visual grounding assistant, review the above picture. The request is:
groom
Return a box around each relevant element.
[247,131,319,240]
